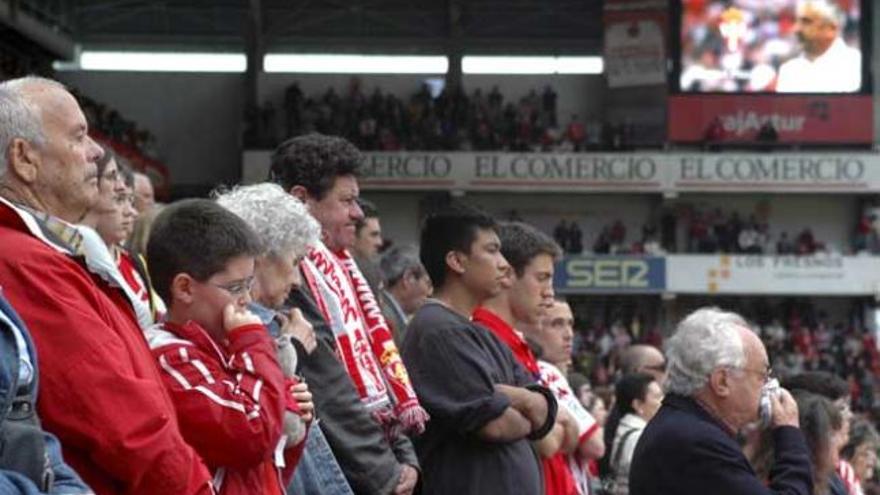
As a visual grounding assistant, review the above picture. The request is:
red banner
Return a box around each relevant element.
[668,94,873,144]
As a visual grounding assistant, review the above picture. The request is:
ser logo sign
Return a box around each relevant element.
[554,257,666,293]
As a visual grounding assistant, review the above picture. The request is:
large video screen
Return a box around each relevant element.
[679,0,863,93]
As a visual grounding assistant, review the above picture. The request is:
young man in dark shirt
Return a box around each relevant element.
[401,205,558,495]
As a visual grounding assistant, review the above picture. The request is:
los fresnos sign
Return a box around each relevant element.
[242,150,880,192]
[552,255,880,295]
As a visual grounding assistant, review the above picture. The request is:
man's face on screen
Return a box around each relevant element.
[795,5,838,57]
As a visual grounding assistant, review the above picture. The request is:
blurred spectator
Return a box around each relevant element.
[133,172,156,214]
[778,231,796,254]
[840,419,879,495]
[379,245,432,345]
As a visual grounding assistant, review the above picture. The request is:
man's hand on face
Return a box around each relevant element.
[223,303,262,333]
[770,388,800,429]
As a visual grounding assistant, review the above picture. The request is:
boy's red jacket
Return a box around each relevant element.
[0,200,214,494]
[147,319,306,495]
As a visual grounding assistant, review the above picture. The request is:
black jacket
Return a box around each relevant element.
[287,286,419,495]
[629,394,812,495]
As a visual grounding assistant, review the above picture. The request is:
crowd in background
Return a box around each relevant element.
[270,77,634,152]
[686,207,827,255]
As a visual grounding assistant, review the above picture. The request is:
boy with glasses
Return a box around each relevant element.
[145,199,310,495]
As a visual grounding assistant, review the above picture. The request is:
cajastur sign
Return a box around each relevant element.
[668,94,873,143]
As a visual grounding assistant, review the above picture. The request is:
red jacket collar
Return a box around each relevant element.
[161,320,229,363]
[472,307,540,377]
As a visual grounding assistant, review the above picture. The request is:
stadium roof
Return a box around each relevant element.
[13,0,604,56]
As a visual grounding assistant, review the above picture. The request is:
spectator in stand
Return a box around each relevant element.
[473,222,594,495]
[353,198,383,260]
[605,373,664,495]
[840,419,879,495]
[0,76,213,494]
[783,372,854,495]
[270,133,424,495]
[618,344,667,385]
[777,232,796,254]
[594,226,612,254]
[566,114,587,151]
[402,206,557,495]
[688,211,712,253]
[738,222,762,254]
[379,245,432,346]
[132,171,155,213]
[79,150,154,329]
[798,228,819,255]
[0,293,93,494]
[145,199,310,495]
[352,198,384,295]
[127,203,162,258]
[629,307,812,495]
[535,298,607,495]
[553,219,570,253]
[215,182,355,495]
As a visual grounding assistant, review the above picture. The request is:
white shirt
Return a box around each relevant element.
[538,361,598,495]
[611,413,648,495]
[0,301,34,388]
[777,38,861,93]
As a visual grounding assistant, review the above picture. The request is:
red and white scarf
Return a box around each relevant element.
[301,241,428,436]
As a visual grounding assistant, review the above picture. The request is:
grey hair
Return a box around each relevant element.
[664,307,748,396]
[798,0,846,28]
[0,76,64,174]
[214,182,320,260]
[380,245,425,287]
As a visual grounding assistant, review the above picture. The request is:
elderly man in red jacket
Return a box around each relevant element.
[0,76,214,494]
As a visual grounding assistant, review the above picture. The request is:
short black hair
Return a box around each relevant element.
[358,198,378,219]
[497,221,562,277]
[355,198,379,232]
[419,204,497,289]
[602,371,656,469]
[782,371,849,401]
[269,133,362,200]
[147,199,263,303]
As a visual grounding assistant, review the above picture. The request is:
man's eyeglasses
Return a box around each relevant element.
[734,365,774,383]
[209,276,255,297]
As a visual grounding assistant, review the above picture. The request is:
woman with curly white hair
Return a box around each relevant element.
[215,182,356,495]
[216,182,319,310]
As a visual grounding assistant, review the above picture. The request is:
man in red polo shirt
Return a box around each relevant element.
[473,222,603,495]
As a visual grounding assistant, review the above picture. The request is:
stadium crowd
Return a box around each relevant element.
[0,74,876,495]
[274,78,633,152]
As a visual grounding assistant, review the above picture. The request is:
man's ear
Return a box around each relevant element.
[289,185,311,204]
[445,250,466,276]
[170,273,196,305]
[708,367,732,398]
[7,138,40,183]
